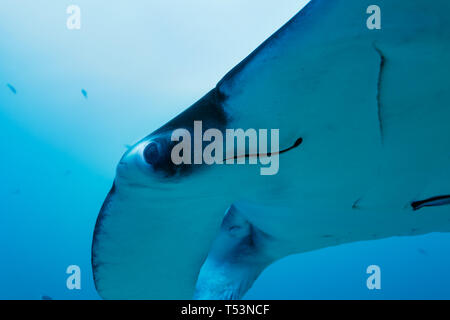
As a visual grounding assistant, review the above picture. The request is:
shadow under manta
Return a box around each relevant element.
[92,0,450,300]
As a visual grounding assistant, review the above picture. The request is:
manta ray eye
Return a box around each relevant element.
[141,137,179,177]
[143,141,161,166]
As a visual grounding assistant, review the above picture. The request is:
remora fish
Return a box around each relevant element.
[92,0,450,299]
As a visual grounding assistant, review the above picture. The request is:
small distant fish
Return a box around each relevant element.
[417,248,428,256]
[41,295,53,300]
[6,83,16,94]
[12,189,21,195]
[81,89,88,99]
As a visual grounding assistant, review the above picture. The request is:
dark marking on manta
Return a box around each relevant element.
[411,195,450,211]
[225,137,303,161]
[373,44,386,144]
[352,197,363,210]
[153,88,228,136]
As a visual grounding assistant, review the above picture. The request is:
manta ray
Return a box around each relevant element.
[92,0,450,299]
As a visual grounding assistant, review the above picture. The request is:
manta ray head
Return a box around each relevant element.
[92,89,244,299]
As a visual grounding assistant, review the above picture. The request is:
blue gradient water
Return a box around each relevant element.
[1,1,449,300]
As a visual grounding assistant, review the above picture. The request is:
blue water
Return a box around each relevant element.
[1,1,450,300]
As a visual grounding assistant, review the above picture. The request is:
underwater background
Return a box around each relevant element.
[1,0,450,300]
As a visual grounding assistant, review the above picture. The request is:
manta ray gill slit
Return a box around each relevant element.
[373,43,386,144]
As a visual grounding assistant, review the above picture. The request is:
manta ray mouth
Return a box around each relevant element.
[225,137,303,161]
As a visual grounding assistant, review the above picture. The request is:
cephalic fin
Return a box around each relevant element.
[194,205,273,300]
